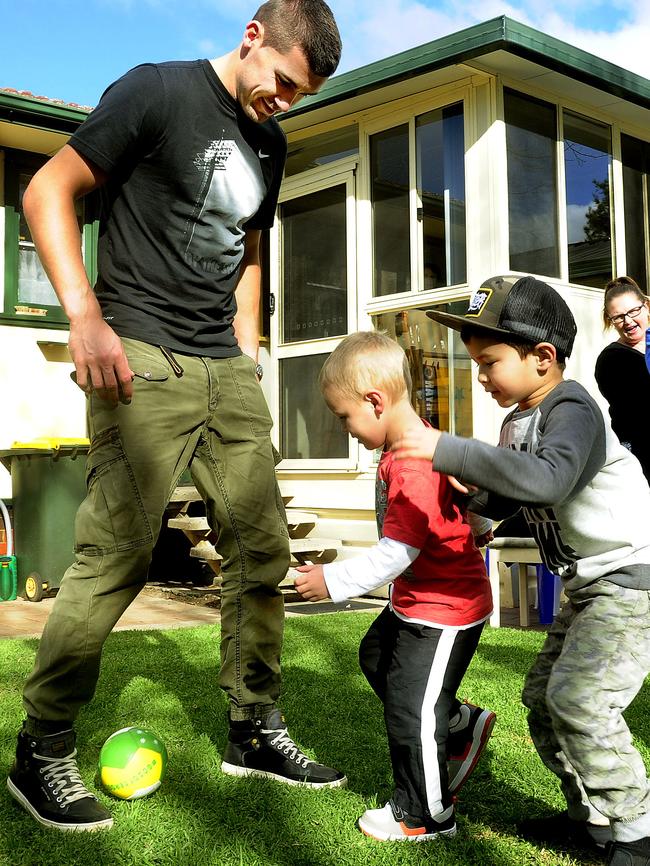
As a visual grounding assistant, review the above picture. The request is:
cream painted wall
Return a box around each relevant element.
[0,327,85,498]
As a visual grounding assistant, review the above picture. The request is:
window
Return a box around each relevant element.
[417,103,466,288]
[279,354,348,459]
[504,88,559,277]
[3,148,92,326]
[504,91,616,288]
[274,161,357,467]
[373,302,473,437]
[285,125,359,177]
[280,185,348,344]
[621,133,650,290]
[563,111,612,288]
[370,101,467,297]
[371,124,410,296]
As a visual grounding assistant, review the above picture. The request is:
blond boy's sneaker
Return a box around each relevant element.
[447,703,496,793]
[358,800,456,842]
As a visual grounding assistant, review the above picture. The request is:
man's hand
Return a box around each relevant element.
[294,564,330,601]
[69,315,134,407]
[392,425,442,462]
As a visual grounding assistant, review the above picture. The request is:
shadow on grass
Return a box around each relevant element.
[0,615,621,866]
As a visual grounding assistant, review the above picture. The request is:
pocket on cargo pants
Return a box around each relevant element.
[74,426,153,555]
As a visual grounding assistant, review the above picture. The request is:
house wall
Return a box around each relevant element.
[0,122,86,499]
[0,64,633,531]
[274,68,616,526]
[0,328,85,498]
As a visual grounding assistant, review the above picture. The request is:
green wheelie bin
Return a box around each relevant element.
[0,440,89,601]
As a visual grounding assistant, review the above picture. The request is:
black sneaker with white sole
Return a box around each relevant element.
[446,702,496,793]
[221,709,347,788]
[7,725,113,831]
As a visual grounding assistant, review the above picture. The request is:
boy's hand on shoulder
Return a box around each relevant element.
[294,565,330,602]
[449,475,476,495]
[473,529,494,548]
[392,425,441,462]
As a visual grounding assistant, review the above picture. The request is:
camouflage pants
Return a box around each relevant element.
[522,578,650,835]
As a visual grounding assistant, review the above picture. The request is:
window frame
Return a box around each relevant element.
[499,80,650,287]
[270,155,359,471]
[361,83,472,313]
[2,147,97,328]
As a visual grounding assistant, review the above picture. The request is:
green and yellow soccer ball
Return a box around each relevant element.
[98,727,168,800]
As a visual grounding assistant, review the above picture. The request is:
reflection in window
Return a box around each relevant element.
[371,124,410,297]
[280,185,347,344]
[621,134,649,290]
[18,172,61,307]
[280,354,348,459]
[505,89,559,277]
[416,103,466,288]
[285,125,359,177]
[370,106,467,298]
[373,303,472,437]
[564,111,612,288]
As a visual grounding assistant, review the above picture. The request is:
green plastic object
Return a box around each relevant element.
[0,445,88,600]
[0,555,17,601]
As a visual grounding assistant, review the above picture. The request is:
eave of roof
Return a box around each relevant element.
[286,15,650,119]
[0,88,91,134]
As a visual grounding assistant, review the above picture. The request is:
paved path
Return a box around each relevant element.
[0,592,222,639]
[0,591,538,640]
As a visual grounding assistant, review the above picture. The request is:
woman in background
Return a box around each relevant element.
[595,275,650,483]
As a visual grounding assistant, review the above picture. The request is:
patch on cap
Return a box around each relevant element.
[467,288,493,317]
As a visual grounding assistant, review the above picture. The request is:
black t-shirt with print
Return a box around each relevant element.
[70,60,287,357]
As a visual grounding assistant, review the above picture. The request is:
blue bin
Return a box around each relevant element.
[536,565,562,624]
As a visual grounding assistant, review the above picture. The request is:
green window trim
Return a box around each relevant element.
[2,147,97,329]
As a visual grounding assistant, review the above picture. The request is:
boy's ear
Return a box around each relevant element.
[364,389,386,413]
[534,342,557,370]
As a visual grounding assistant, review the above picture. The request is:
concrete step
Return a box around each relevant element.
[168,515,211,531]
[168,510,319,532]
[285,509,318,524]
[288,537,341,554]
[185,536,341,564]
[189,540,223,562]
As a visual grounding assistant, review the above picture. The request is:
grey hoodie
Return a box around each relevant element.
[434,380,650,593]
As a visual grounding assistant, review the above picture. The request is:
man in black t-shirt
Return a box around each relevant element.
[8,0,343,832]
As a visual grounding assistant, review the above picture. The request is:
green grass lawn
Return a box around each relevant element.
[1,612,648,866]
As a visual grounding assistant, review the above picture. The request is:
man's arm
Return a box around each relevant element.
[233,229,262,363]
[23,144,134,406]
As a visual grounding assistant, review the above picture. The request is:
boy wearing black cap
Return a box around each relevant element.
[393,275,650,866]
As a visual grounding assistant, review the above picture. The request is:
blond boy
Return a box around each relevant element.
[296,331,495,842]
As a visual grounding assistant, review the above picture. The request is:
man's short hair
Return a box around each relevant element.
[319,331,412,401]
[253,0,342,78]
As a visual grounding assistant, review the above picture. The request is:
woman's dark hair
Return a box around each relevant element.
[253,0,342,78]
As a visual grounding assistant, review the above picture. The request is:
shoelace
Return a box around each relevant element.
[37,748,94,806]
[263,727,313,768]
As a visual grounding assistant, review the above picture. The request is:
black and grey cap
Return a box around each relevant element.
[426,275,577,357]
